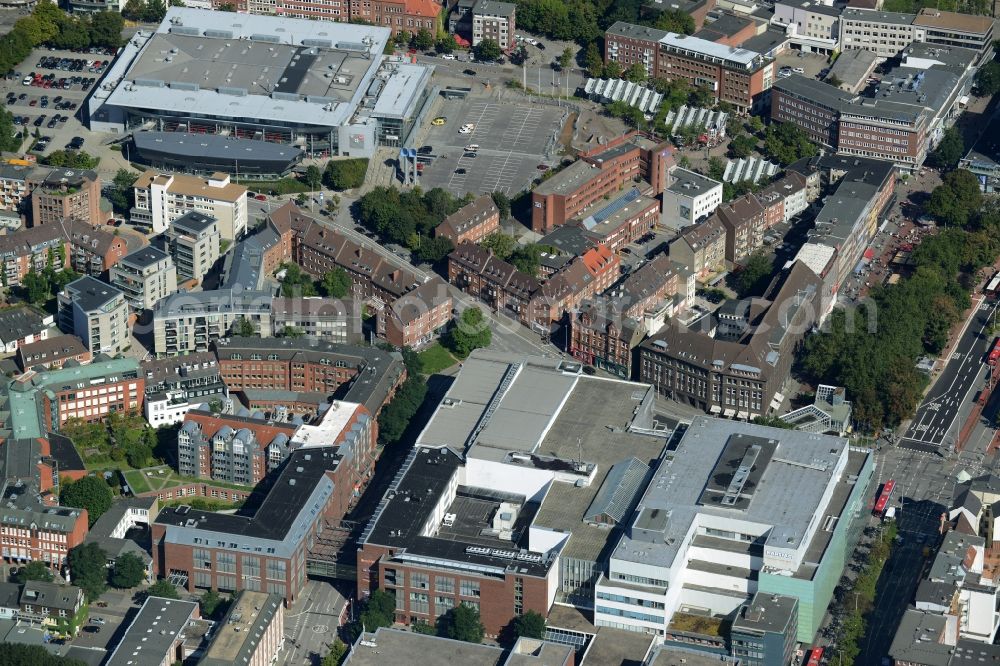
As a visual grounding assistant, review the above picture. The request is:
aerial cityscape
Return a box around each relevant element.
[0,0,998,664]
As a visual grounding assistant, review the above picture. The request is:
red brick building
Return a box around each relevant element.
[349,0,441,36]
[357,447,555,637]
[0,225,70,288]
[716,195,767,266]
[377,278,453,349]
[531,133,673,233]
[17,335,92,371]
[211,337,406,420]
[434,195,500,246]
[62,219,128,277]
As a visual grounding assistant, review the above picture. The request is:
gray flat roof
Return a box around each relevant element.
[828,48,878,86]
[534,160,603,197]
[65,275,124,313]
[344,628,504,665]
[105,596,198,666]
[843,7,917,25]
[606,20,669,42]
[121,245,171,269]
[108,7,393,128]
[659,32,763,68]
[368,63,432,120]
[613,417,856,570]
[134,132,304,164]
[667,167,722,195]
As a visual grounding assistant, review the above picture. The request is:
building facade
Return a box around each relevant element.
[435,195,500,246]
[661,168,724,230]
[62,219,128,276]
[0,225,69,288]
[57,276,129,356]
[17,335,92,371]
[132,170,248,241]
[161,211,221,283]
[111,246,178,311]
[668,216,727,279]
[471,0,516,50]
[30,169,101,228]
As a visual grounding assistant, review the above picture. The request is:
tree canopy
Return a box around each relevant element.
[378,375,428,446]
[926,169,983,228]
[764,122,818,165]
[445,307,492,358]
[356,186,468,250]
[15,561,54,585]
[110,552,146,589]
[68,542,108,602]
[0,644,87,666]
[60,476,113,527]
[926,126,964,170]
[976,61,1000,95]
[324,158,368,190]
[730,252,774,298]
[513,610,546,639]
[474,38,503,62]
[147,579,180,600]
[441,604,485,643]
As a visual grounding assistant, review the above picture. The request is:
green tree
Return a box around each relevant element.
[729,133,757,159]
[377,375,428,445]
[110,552,146,589]
[654,8,695,34]
[751,415,796,429]
[624,62,647,83]
[147,579,180,600]
[435,35,457,54]
[510,243,545,276]
[89,11,124,49]
[975,61,1000,95]
[764,121,818,165]
[233,316,256,337]
[445,307,492,358]
[603,60,622,79]
[513,610,546,639]
[360,589,395,629]
[22,269,50,305]
[321,268,352,298]
[747,115,765,135]
[412,28,434,51]
[510,44,528,66]
[15,560,55,585]
[322,639,349,666]
[108,168,138,215]
[585,42,604,78]
[927,126,964,170]
[559,46,574,70]
[0,109,22,153]
[414,235,454,263]
[927,169,983,228]
[324,158,368,190]
[304,165,322,191]
[0,643,88,665]
[480,232,517,259]
[442,604,485,643]
[219,2,236,9]
[731,252,774,297]
[281,326,305,338]
[707,156,726,181]
[143,0,168,22]
[474,38,503,63]
[200,589,230,619]
[67,542,108,602]
[491,191,511,220]
[60,476,113,527]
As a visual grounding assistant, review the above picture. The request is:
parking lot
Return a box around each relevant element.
[416,97,568,196]
[775,50,830,81]
[2,46,114,157]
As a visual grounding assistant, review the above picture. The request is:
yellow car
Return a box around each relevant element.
[431,116,447,126]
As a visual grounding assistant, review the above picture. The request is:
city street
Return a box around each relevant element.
[898,298,997,452]
[278,580,347,666]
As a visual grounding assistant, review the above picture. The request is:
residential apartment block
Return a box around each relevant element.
[471,0,516,50]
[435,195,501,246]
[530,133,672,232]
[211,337,406,419]
[111,246,178,311]
[0,306,52,355]
[668,215,727,279]
[30,168,101,228]
[605,24,775,112]
[177,408,301,485]
[17,335,91,371]
[0,163,45,218]
[376,278,453,349]
[160,211,222,283]
[57,276,129,356]
[716,194,767,265]
[18,581,85,627]
[106,597,199,666]
[0,224,69,288]
[639,261,822,418]
[61,219,128,276]
[132,170,248,240]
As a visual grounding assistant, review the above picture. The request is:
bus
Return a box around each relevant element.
[986,273,1000,298]
[989,337,1000,366]
[874,479,896,517]
[806,647,824,666]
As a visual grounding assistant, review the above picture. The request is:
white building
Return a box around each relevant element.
[145,389,198,428]
[111,246,178,312]
[661,168,723,230]
[57,276,130,356]
[595,417,873,643]
[131,170,248,240]
[772,0,841,55]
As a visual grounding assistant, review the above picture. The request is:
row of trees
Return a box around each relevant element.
[763,121,819,166]
[798,188,998,430]
[834,522,898,663]
[18,262,79,304]
[356,186,475,263]
[515,0,693,47]
[0,1,122,75]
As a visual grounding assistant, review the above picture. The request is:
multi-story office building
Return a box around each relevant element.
[435,195,501,246]
[471,0,516,50]
[668,216,727,279]
[57,276,129,356]
[132,170,248,241]
[566,188,661,254]
[639,261,822,417]
[177,408,300,485]
[841,8,994,62]
[152,441,370,601]
[772,0,840,55]
[111,246,178,311]
[200,591,285,666]
[604,25,775,113]
[530,133,672,232]
[30,168,101,228]
[661,168,724,230]
[212,337,406,418]
[61,219,128,277]
[160,211,221,283]
[595,417,873,643]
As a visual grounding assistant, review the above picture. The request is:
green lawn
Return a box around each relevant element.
[418,343,457,375]
[236,177,309,195]
[121,469,151,494]
[123,465,254,496]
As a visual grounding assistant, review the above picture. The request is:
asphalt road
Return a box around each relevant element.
[898,299,998,452]
[279,579,347,666]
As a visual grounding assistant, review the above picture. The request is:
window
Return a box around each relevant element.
[409,592,430,614]
[435,576,454,593]
[460,580,480,598]
[410,572,429,589]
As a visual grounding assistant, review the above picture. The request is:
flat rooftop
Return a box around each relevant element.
[613,417,865,572]
[344,628,504,665]
[105,597,198,666]
[533,160,604,197]
[668,168,722,195]
[107,7,394,128]
[200,591,283,666]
